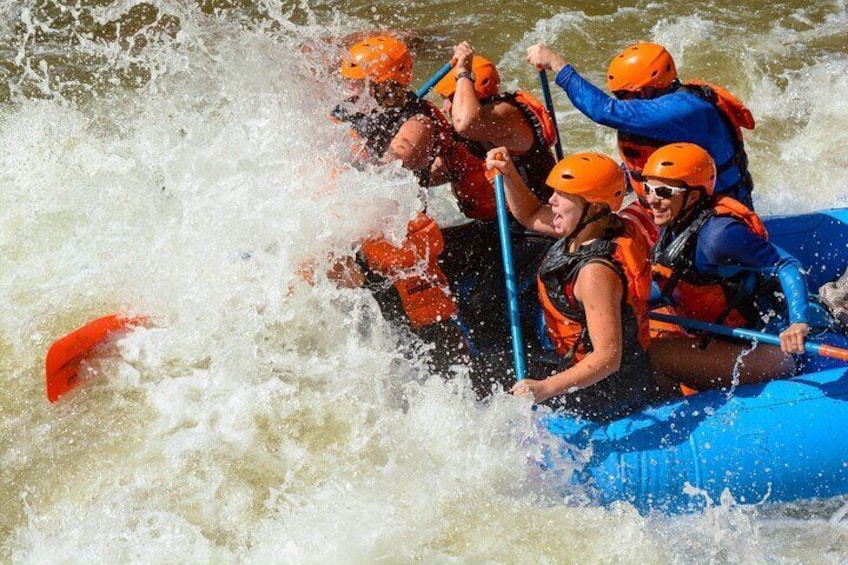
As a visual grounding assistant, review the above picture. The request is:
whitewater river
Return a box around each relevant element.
[2,1,848,562]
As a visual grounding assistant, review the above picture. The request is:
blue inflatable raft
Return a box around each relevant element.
[542,208,848,514]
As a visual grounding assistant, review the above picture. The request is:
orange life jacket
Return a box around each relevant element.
[504,90,558,200]
[448,90,557,219]
[685,80,755,139]
[510,90,559,148]
[617,80,755,199]
[537,215,652,362]
[442,141,497,220]
[332,98,460,327]
[652,196,768,328]
[359,213,457,329]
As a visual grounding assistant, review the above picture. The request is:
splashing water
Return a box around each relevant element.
[3,1,848,562]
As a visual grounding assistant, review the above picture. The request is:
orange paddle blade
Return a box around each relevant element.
[45,314,146,403]
[679,384,699,396]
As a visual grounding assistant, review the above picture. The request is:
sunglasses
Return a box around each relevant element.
[644,182,688,199]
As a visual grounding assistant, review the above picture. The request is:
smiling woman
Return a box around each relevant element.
[485,149,659,419]
[644,143,812,389]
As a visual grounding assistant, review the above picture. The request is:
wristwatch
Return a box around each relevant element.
[456,70,476,83]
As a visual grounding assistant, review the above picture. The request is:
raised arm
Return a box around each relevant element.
[526,43,568,74]
[448,42,486,137]
[485,147,557,236]
[449,42,533,153]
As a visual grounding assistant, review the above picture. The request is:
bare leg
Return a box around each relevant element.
[651,371,686,400]
[649,336,796,391]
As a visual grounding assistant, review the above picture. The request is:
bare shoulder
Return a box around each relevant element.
[575,261,623,303]
[489,99,523,120]
[487,100,533,149]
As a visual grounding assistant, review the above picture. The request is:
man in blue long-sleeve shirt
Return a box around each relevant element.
[526,42,756,209]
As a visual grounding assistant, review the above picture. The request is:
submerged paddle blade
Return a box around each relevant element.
[45,314,146,403]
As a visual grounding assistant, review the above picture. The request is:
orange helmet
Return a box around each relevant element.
[642,143,716,195]
[340,35,413,85]
[433,55,500,99]
[607,43,677,94]
[546,152,626,211]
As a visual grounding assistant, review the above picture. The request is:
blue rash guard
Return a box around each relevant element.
[555,65,753,207]
[652,215,810,327]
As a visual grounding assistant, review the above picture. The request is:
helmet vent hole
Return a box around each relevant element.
[661,160,674,166]
[651,70,658,77]
[561,174,575,180]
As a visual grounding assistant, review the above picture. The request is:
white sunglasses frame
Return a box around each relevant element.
[644,181,689,199]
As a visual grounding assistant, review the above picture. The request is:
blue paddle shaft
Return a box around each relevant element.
[538,70,563,161]
[649,311,833,357]
[494,173,527,381]
[416,62,454,99]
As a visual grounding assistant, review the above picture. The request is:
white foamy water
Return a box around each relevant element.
[3,1,848,563]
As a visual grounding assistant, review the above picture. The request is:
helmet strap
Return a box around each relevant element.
[649,80,681,99]
[569,202,610,243]
[670,188,710,231]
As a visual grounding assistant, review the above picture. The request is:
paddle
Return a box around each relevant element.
[416,61,455,99]
[491,155,527,381]
[537,69,563,160]
[650,311,848,362]
[45,314,147,403]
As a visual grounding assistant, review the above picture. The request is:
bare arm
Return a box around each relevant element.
[485,147,557,236]
[447,41,487,139]
[513,262,624,403]
[449,40,534,153]
[449,43,486,135]
[453,100,534,154]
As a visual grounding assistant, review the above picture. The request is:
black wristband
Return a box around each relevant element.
[456,70,476,82]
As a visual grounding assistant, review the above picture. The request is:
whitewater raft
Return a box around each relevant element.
[542,208,848,514]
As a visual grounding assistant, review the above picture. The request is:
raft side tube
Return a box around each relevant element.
[546,367,848,514]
